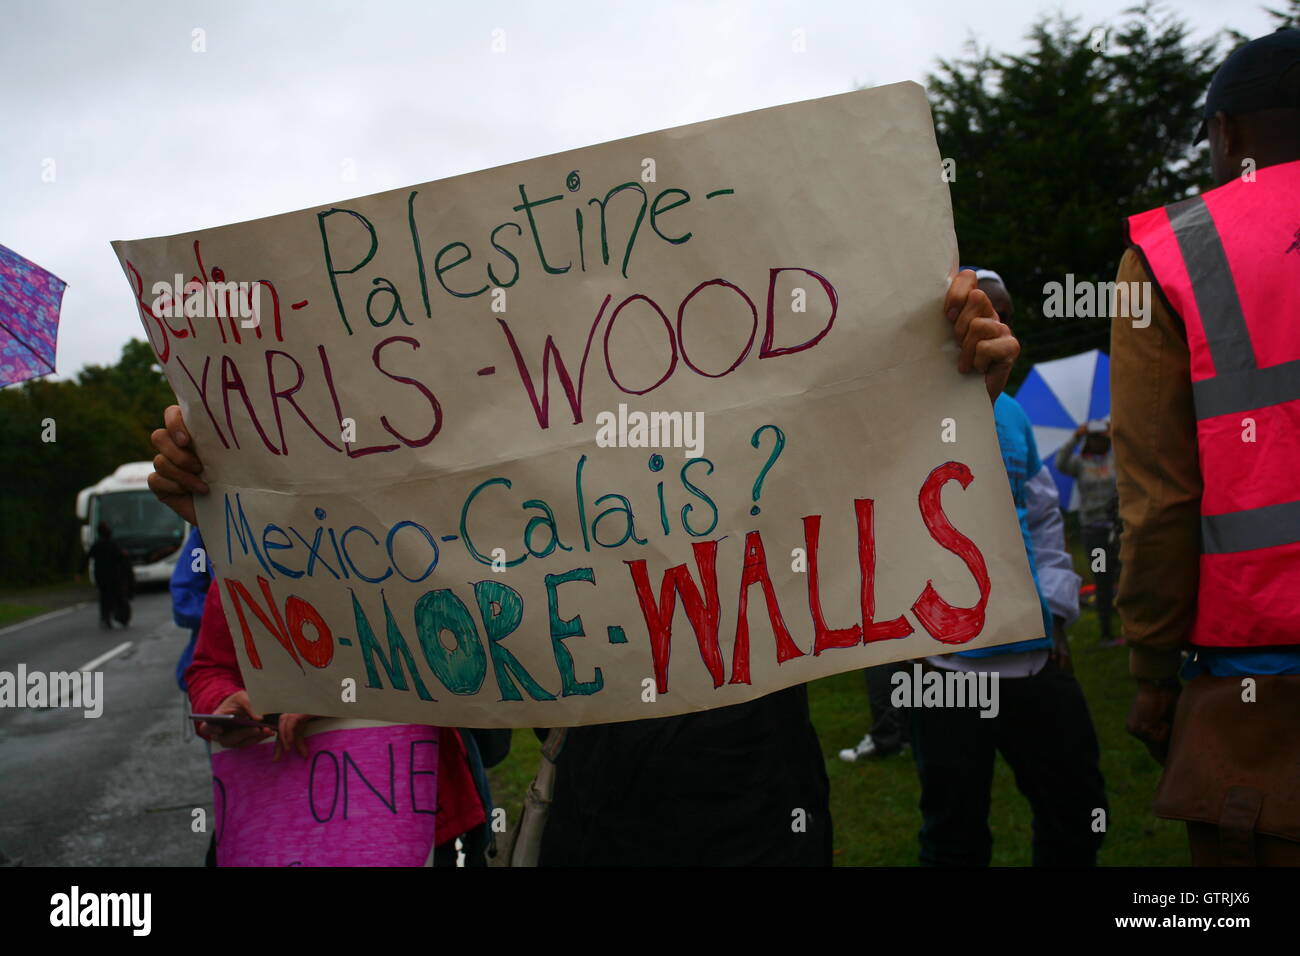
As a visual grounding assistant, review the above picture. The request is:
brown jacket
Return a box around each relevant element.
[1109,248,1201,680]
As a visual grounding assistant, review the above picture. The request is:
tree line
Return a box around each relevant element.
[2,1,1291,585]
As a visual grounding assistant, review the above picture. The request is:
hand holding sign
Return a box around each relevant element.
[123,82,1042,729]
[148,404,206,526]
[274,712,315,760]
[944,270,1019,399]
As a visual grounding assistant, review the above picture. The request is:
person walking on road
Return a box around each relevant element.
[83,521,132,630]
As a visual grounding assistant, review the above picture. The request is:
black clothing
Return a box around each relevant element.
[909,659,1108,866]
[539,685,831,866]
[87,538,132,627]
[864,662,910,752]
[1082,525,1119,640]
[97,586,128,628]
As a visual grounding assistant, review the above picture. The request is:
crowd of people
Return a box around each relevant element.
[144,30,1299,867]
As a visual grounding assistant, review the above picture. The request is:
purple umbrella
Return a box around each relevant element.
[0,243,66,386]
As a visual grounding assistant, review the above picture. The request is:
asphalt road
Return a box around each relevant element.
[0,588,213,866]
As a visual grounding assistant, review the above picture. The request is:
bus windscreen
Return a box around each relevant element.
[93,491,186,563]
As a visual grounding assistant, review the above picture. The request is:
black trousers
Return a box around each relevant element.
[540,686,831,866]
[864,662,910,751]
[909,659,1108,866]
[97,586,127,626]
[1082,524,1118,639]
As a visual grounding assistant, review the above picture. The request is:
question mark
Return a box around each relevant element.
[749,424,786,515]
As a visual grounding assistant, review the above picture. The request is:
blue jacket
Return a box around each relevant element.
[956,394,1053,658]
[170,527,210,690]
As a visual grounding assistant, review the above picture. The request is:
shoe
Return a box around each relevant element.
[839,734,879,762]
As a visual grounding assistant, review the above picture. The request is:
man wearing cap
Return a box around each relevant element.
[1112,29,1300,865]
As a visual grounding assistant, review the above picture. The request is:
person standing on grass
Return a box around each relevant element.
[905,271,1106,867]
[839,270,1086,767]
[838,661,911,762]
[1114,29,1300,865]
[1055,420,1121,646]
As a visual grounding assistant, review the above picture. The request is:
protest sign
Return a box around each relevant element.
[113,80,1042,729]
[211,723,439,866]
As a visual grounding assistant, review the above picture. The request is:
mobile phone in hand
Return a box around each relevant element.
[189,713,280,730]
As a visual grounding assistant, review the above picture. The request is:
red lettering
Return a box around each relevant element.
[220,355,280,454]
[223,576,301,670]
[124,259,174,364]
[760,267,838,358]
[911,462,990,644]
[730,530,802,684]
[804,514,862,654]
[856,498,914,643]
[676,278,757,377]
[372,336,442,447]
[285,595,335,668]
[602,293,678,394]
[176,353,229,449]
[624,541,724,694]
[190,241,229,344]
[266,349,342,454]
[318,344,399,458]
[248,278,285,342]
[497,294,609,429]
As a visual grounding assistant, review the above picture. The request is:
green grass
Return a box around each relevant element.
[486,730,543,839]
[0,602,52,628]
[485,607,1187,866]
[0,576,92,629]
[815,608,1187,866]
[0,575,82,598]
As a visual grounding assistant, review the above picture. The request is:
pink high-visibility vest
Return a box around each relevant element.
[1127,159,1300,648]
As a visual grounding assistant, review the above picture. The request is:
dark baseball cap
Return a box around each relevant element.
[1196,28,1300,142]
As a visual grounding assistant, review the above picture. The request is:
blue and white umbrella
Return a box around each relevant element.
[1014,349,1110,512]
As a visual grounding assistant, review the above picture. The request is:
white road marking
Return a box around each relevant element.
[77,641,133,673]
[0,602,91,638]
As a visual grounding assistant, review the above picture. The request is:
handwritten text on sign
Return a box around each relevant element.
[113,82,1042,728]
[211,725,438,866]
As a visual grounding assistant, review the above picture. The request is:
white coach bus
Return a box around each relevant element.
[76,462,188,586]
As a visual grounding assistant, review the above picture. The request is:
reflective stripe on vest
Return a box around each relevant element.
[1166,196,1300,423]
[1127,159,1300,647]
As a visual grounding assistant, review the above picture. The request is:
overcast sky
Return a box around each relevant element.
[0,0,1274,378]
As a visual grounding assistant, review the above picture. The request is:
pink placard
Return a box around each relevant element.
[212,724,440,866]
